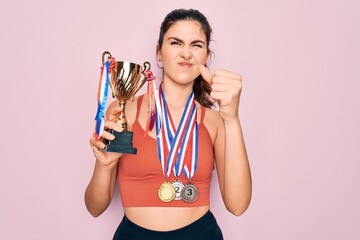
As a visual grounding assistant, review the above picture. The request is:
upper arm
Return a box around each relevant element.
[214,114,226,197]
[203,109,226,197]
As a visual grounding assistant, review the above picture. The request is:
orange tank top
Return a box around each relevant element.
[118,95,214,207]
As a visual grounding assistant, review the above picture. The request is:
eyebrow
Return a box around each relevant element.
[167,37,206,45]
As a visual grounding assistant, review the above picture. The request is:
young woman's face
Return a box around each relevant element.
[158,20,209,85]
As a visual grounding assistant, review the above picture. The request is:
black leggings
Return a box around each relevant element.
[113,210,223,240]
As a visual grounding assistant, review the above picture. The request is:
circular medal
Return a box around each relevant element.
[180,183,198,203]
[158,181,176,202]
[172,180,184,200]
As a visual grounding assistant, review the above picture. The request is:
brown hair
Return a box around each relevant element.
[157,9,214,108]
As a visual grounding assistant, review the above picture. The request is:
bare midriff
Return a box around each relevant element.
[124,206,210,231]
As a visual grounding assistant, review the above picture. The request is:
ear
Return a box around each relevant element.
[206,49,212,60]
[205,50,212,65]
[156,45,161,60]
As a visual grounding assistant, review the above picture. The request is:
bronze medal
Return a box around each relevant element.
[180,183,198,203]
[158,181,176,202]
[172,180,184,200]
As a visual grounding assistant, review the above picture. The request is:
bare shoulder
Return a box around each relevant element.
[201,106,223,144]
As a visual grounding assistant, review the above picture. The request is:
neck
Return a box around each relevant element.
[161,81,194,109]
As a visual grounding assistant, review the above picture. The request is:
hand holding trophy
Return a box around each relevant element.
[94,51,152,154]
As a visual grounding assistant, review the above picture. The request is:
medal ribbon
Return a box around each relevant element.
[179,107,198,180]
[144,70,156,136]
[153,84,198,180]
[183,122,199,180]
[94,60,110,140]
[164,94,198,179]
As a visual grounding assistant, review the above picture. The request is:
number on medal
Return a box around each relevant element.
[187,189,193,196]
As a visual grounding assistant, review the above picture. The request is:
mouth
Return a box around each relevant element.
[178,62,193,67]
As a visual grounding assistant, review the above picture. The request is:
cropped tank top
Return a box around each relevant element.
[118,95,215,207]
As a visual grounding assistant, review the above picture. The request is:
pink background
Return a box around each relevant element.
[1,0,359,239]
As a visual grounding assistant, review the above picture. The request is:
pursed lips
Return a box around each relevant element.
[178,62,193,67]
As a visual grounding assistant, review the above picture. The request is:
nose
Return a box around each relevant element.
[180,46,192,60]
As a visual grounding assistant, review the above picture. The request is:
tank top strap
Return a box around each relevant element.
[200,105,206,123]
[135,95,144,122]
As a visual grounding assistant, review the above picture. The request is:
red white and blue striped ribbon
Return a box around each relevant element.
[179,106,198,180]
[153,84,198,180]
[94,61,110,140]
[144,70,157,136]
[183,122,198,180]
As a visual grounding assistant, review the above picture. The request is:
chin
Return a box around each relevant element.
[164,71,197,86]
[175,78,195,86]
[175,73,197,85]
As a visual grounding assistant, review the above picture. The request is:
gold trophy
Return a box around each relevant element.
[102,51,151,154]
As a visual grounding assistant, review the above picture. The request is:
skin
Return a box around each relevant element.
[85,20,252,231]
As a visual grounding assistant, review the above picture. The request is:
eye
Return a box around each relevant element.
[193,43,203,48]
[170,41,181,46]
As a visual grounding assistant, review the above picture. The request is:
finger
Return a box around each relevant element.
[211,83,241,92]
[106,106,122,121]
[211,76,242,90]
[211,76,243,90]
[214,69,242,80]
[198,65,213,85]
[104,121,123,132]
[96,142,106,150]
[101,130,116,141]
[90,134,106,150]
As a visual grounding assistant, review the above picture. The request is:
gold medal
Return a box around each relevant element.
[158,181,176,202]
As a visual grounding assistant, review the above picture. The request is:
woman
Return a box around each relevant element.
[85,8,252,240]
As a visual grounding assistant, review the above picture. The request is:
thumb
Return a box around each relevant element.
[198,65,213,85]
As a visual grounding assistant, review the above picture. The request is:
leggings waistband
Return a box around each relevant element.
[114,210,222,240]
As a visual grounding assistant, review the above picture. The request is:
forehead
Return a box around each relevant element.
[165,20,206,41]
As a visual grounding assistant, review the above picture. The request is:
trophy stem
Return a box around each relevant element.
[118,100,128,131]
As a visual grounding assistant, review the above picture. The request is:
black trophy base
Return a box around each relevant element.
[105,130,137,154]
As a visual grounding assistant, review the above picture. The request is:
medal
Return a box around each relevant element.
[172,180,184,200]
[158,181,176,202]
[151,84,199,202]
[180,183,198,203]
[181,121,199,203]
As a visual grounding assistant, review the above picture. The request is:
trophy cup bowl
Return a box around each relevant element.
[104,53,150,154]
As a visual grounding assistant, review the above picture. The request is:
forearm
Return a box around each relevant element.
[223,117,252,216]
[85,160,117,217]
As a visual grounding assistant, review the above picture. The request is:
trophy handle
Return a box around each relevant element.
[101,51,116,98]
[142,61,151,80]
[102,51,112,65]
